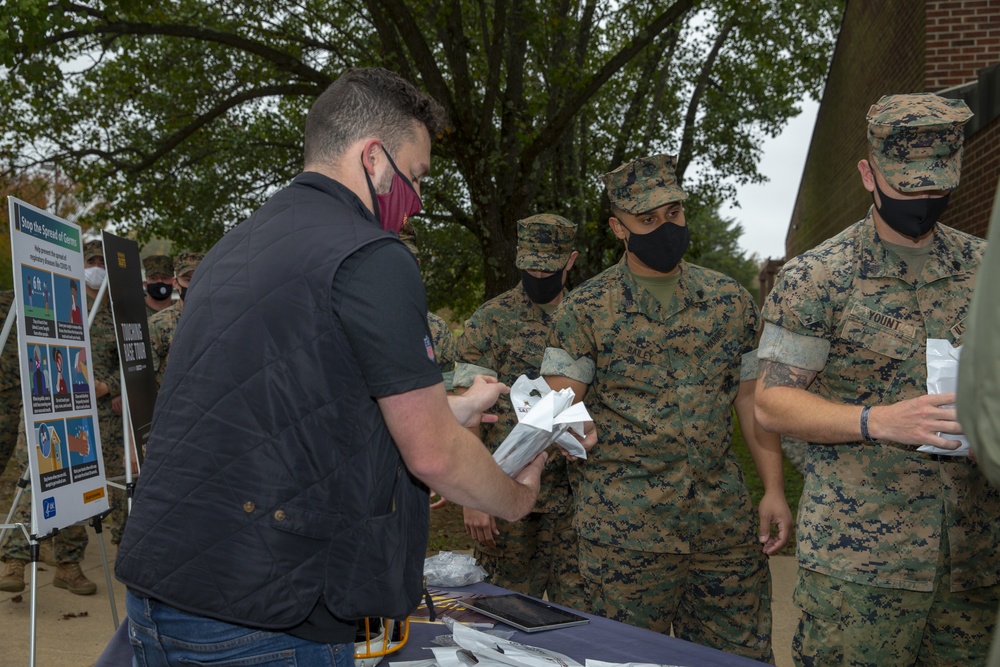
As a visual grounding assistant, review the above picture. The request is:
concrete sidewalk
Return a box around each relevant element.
[0,533,801,667]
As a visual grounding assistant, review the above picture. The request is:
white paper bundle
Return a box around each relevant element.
[492,376,590,476]
[919,339,968,456]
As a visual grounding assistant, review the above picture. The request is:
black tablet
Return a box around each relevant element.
[456,593,590,633]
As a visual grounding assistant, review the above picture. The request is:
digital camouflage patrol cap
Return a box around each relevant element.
[173,251,204,278]
[603,154,687,215]
[398,221,419,258]
[142,255,173,276]
[516,214,577,272]
[866,93,973,193]
[83,240,103,261]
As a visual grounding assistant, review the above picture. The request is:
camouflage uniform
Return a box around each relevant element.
[148,301,183,389]
[143,254,174,318]
[541,156,772,662]
[398,222,456,388]
[760,94,1000,666]
[148,251,204,390]
[426,311,456,390]
[455,214,584,608]
[1,290,21,472]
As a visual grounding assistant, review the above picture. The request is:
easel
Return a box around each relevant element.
[0,275,136,667]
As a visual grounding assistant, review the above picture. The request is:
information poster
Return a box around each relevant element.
[8,197,110,537]
[102,231,157,464]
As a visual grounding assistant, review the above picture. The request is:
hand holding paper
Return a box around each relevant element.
[492,376,591,477]
[919,339,968,456]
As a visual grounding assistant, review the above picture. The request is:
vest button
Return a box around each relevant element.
[274,510,286,522]
[243,501,255,513]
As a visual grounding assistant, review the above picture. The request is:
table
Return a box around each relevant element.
[390,583,770,666]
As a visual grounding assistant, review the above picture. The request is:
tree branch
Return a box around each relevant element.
[675,13,737,182]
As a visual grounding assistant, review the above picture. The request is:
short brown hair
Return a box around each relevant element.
[304,67,446,168]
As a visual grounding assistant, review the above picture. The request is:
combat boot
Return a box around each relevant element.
[0,559,26,593]
[53,563,96,595]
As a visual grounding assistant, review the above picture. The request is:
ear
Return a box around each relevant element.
[608,216,628,241]
[362,138,383,176]
[564,250,579,274]
[858,159,876,194]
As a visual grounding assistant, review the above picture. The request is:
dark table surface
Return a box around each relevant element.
[390,582,770,666]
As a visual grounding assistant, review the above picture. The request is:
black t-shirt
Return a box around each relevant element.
[288,238,442,644]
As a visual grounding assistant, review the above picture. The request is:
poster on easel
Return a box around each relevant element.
[102,230,157,464]
[8,196,110,537]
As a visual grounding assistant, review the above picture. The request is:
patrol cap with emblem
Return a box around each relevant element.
[602,153,687,215]
[398,221,419,258]
[142,255,173,277]
[515,214,577,272]
[83,240,103,261]
[866,93,973,193]
[173,251,204,278]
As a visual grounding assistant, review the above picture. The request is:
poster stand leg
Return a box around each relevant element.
[28,536,40,667]
[89,512,119,628]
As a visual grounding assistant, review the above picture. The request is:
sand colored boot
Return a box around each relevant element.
[53,562,96,595]
[0,559,26,593]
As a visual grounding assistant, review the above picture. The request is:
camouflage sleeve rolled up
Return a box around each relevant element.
[541,299,598,385]
[426,312,457,390]
[453,363,498,388]
[757,321,831,371]
[456,306,496,371]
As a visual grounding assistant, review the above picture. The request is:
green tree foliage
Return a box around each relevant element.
[0,0,843,303]
[683,196,761,300]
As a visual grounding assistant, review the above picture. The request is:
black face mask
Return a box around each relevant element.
[179,286,188,301]
[872,178,950,239]
[147,282,172,301]
[521,268,565,304]
[624,221,690,273]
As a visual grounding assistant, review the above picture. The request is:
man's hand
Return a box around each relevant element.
[870,393,964,449]
[757,489,792,555]
[449,375,510,428]
[112,395,123,414]
[464,507,499,545]
[558,421,597,461]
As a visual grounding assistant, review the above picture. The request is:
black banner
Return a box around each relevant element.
[102,231,157,464]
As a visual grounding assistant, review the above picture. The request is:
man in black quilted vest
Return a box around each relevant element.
[115,67,547,666]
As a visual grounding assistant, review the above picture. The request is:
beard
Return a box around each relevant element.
[375,164,394,195]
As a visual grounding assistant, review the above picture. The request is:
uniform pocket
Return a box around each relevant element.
[839,302,918,362]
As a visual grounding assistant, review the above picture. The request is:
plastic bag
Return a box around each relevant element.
[424,551,488,587]
[919,339,968,456]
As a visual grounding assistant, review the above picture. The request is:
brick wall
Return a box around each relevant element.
[926,0,1000,89]
[944,114,1000,238]
[784,0,1000,263]
[785,0,924,257]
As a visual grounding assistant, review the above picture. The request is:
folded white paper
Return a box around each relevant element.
[492,376,590,476]
[919,339,968,456]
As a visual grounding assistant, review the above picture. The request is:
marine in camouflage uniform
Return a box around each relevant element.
[0,290,21,473]
[398,222,456,389]
[454,214,585,609]
[757,93,1000,667]
[143,254,174,317]
[148,251,204,389]
[541,155,789,663]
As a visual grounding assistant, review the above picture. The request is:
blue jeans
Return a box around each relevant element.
[126,590,355,666]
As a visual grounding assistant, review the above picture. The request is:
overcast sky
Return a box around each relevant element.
[722,98,821,261]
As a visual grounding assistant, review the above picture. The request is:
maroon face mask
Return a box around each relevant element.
[364,147,422,233]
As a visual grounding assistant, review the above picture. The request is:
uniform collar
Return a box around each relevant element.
[614,257,707,322]
[858,206,976,284]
